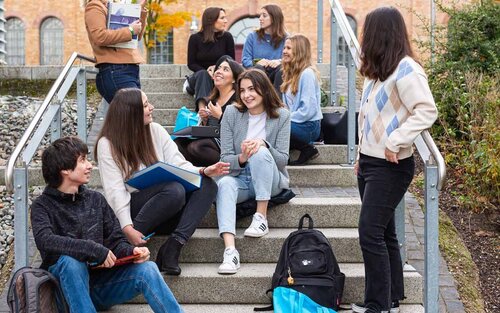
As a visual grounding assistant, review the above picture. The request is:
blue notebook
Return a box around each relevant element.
[125,162,201,192]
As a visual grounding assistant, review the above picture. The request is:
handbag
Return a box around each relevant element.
[273,287,337,313]
[236,189,296,219]
[171,106,199,139]
[321,111,359,144]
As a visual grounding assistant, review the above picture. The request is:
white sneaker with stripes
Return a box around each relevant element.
[244,213,269,237]
[218,248,240,274]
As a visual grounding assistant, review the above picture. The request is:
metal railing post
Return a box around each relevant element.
[395,198,407,263]
[330,11,337,106]
[317,0,323,63]
[50,105,62,142]
[0,0,6,64]
[346,52,356,164]
[425,161,440,312]
[13,166,29,270]
[77,68,88,142]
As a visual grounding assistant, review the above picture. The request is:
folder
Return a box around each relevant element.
[125,162,201,192]
[172,126,220,138]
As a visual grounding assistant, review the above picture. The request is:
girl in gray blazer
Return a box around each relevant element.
[216,69,291,274]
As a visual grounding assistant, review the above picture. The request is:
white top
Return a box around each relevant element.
[358,56,438,160]
[96,122,200,228]
[246,111,267,140]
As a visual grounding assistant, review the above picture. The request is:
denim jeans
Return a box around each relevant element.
[216,148,283,235]
[290,120,321,150]
[48,255,182,313]
[95,64,141,103]
[357,153,415,311]
[130,176,217,243]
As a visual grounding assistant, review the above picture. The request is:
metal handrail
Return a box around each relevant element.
[421,130,447,190]
[4,52,96,192]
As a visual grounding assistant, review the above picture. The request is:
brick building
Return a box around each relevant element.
[3,0,461,66]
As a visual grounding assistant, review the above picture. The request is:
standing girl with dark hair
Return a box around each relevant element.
[184,7,235,107]
[175,55,244,166]
[241,4,286,88]
[216,69,290,274]
[352,7,438,313]
[95,88,230,276]
[281,34,323,165]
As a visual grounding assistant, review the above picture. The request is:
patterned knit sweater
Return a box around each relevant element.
[358,56,438,160]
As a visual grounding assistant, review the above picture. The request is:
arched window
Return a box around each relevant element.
[149,31,174,64]
[228,17,260,62]
[6,18,25,65]
[337,15,357,66]
[40,17,64,65]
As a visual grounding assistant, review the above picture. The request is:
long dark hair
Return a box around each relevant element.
[256,4,286,49]
[200,7,225,43]
[236,69,283,119]
[208,55,244,102]
[94,88,158,179]
[360,7,415,81]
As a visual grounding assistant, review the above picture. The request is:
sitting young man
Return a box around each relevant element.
[31,136,182,313]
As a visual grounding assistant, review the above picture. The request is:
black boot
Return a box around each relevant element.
[289,145,319,165]
[156,237,183,276]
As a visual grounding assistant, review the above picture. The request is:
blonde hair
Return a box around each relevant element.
[281,34,319,95]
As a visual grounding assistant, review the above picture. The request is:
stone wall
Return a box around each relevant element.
[3,0,466,65]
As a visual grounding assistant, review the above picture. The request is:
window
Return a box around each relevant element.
[5,18,25,65]
[40,17,64,65]
[337,15,357,66]
[149,31,174,64]
[228,17,260,45]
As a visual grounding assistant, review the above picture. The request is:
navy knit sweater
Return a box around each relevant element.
[31,186,134,270]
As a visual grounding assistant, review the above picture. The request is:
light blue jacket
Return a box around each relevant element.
[241,32,286,68]
[220,105,291,189]
[282,68,323,123]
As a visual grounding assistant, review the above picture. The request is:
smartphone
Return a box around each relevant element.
[142,232,155,241]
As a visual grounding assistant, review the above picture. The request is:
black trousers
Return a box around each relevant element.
[357,153,414,311]
[130,176,217,243]
[187,70,214,108]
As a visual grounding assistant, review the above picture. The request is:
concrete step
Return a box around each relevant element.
[198,197,361,229]
[109,304,425,313]
[0,164,357,187]
[128,263,422,304]
[148,228,363,263]
[147,92,196,110]
[290,144,354,165]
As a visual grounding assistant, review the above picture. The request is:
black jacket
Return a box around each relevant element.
[31,186,134,269]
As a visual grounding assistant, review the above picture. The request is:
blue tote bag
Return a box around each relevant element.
[171,106,199,139]
[273,287,337,313]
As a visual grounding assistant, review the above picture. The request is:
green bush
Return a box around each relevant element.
[426,0,499,211]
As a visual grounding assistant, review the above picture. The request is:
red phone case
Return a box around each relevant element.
[114,254,141,266]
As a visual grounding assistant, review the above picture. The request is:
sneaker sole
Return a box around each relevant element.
[218,266,240,275]
[351,304,399,313]
[244,229,269,238]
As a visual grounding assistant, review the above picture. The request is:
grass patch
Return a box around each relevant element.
[438,210,485,312]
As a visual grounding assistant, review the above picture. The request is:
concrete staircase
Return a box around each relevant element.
[0,64,425,312]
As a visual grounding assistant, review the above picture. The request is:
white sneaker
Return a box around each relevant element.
[218,248,240,274]
[244,213,269,237]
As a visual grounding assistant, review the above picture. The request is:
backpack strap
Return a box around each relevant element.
[253,289,273,311]
[298,214,314,229]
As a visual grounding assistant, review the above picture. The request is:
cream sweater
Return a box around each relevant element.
[97,122,200,228]
[358,56,438,160]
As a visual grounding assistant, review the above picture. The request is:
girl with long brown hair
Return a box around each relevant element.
[352,7,438,313]
[216,69,291,274]
[184,7,235,108]
[241,4,287,89]
[95,88,230,276]
[281,34,323,165]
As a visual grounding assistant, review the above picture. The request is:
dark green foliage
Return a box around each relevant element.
[425,0,499,211]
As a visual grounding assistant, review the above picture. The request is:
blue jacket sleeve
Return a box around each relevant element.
[290,69,322,122]
[242,32,255,68]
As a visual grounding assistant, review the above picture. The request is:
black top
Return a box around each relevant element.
[187,32,235,72]
[202,92,237,126]
[31,186,134,269]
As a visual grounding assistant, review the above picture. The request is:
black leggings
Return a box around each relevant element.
[130,176,217,243]
[174,137,220,167]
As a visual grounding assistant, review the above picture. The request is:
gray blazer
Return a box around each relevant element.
[220,105,291,189]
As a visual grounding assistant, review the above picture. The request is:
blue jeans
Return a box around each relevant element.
[290,120,321,149]
[216,148,283,235]
[357,154,414,311]
[95,64,141,103]
[49,255,183,313]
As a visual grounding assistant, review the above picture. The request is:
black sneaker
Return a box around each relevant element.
[352,301,400,313]
[289,145,319,165]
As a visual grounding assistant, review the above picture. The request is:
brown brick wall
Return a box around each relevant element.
[4,0,470,65]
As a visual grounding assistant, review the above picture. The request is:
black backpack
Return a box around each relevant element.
[7,266,69,313]
[270,214,346,310]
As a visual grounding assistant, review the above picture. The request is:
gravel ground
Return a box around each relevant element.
[0,95,97,270]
